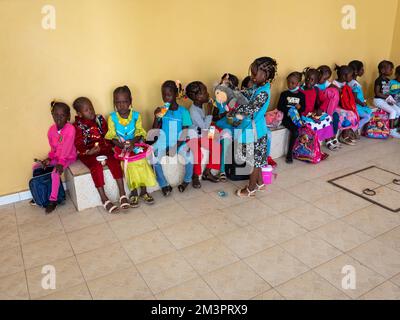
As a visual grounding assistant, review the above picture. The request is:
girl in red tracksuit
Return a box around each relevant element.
[73,97,129,213]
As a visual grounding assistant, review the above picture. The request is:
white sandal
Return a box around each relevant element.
[256,183,266,192]
[103,200,119,214]
[236,187,257,198]
[119,195,130,210]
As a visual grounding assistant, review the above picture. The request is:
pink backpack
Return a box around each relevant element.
[265,109,284,128]
[293,126,322,164]
[364,110,390,139]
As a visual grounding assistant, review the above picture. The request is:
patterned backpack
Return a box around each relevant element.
[265,109,284,128]
[292,126,322,164]
[364,109,390,139]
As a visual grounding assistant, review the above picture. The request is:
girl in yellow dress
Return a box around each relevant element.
[105,86,157,208]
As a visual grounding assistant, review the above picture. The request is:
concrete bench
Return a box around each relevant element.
[66,126,289,211]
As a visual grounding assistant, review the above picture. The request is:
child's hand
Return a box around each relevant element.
[132,136,142,145]
[87,145,101,156]
[124,142,134,152]
[55,164,64,175]
[295,104,302,110]
[42,158,50,168]
[206,101,215,116]
[154,107,162,117]
[168,147,177,157]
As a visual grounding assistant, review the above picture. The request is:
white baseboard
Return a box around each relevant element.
[0,183,68,206]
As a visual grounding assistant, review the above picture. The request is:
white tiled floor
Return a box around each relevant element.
[1,137,400,300]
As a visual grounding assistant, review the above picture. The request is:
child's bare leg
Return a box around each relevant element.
[139,187,147,196]
[116,178,126,198]
[248,168,259,191]
[257,169,263,185]
[239,168,258,194]
[97,187,109,203]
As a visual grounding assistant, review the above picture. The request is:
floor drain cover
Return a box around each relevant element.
[328,166,400,213]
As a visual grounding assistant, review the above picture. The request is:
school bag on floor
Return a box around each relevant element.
[225,140,251,181]
[364,109,390,139]
[29,166,66,208]
[292,125,322,164]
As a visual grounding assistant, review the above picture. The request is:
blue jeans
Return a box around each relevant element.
[153,144,194,188]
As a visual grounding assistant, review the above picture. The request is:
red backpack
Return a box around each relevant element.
[340,85,359,121]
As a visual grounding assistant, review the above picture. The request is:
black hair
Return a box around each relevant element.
[72,97,92,113]
[220,73,239,89]
[303,67,319,79]
[50,100,70,117]
[250,57,278,82]
[396,65,400,76]
[334,64,353,79]
[185,81,205,101]
[113,85,132,103]
[287,71,302,82]
[378,60,394,74]
[241,76,252,89]
[162,80,185,98]
[317,65,332,78]
[349,60,364,74]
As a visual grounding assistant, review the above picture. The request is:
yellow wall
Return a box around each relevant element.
[0,0,399,195]
[392,0,400,64]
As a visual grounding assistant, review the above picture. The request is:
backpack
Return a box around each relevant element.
[265,109,284,128]
[225,141,251,181]
[364,109,390,139]
[341,85,359,120]
[292,126,322,164]
[29,166,66,208]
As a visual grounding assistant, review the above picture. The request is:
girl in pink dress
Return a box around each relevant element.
[34,102,77,213]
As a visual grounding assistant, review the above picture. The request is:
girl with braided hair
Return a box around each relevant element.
[233,57,277,198]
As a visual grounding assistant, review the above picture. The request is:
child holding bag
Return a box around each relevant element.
[106,86,157,208]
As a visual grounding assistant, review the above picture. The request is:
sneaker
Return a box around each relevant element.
[326,140,338,151]
[129,194,140,208]
[390,129,400,138]
[285,157,293,164]
[332,139,343,149]
[45,201,57,214]
[140,193,155,205]
[161,185,172,197]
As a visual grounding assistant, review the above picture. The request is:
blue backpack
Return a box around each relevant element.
[29,167,66,208]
